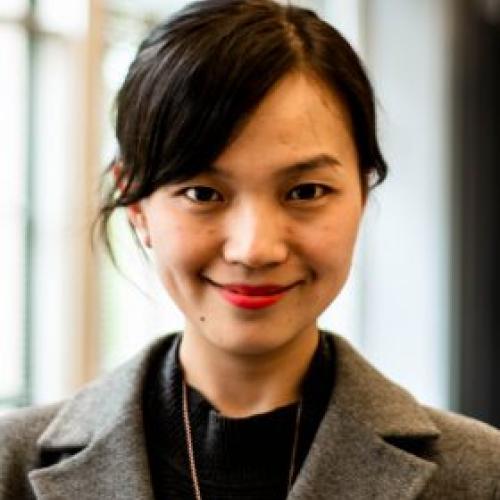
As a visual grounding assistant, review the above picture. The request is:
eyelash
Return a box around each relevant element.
[286,184,333,201]
[180,186,223,203]
[178,183,334,204]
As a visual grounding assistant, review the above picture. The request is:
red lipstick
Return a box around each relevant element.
[216,282,296,310]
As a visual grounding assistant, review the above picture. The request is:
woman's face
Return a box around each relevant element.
[128,71,364,356]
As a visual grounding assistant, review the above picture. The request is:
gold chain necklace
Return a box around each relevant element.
[182,379,302,500]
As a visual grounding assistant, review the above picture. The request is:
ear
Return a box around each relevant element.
[360,170,375,208]
[112,160,152,249]
[126,202,152,248]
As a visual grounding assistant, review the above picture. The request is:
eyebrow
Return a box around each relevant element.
[207,154,341,178]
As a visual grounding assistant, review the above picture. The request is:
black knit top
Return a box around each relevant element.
[142,332,335,500]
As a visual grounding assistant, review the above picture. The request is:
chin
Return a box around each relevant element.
[203,322,311,358]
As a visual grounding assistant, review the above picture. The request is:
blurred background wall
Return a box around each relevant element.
[1,0,499,426]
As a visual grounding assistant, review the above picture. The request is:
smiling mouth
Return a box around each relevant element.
[204,277,299,294]
[203,277,301,310]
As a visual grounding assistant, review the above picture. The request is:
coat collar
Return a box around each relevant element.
[28,334,175,499]
[29,333,439,499]
[330,334,439,438]
[288,335,439,499]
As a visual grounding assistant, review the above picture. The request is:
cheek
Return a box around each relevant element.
[150,220,218,276]
[304,210,361,272]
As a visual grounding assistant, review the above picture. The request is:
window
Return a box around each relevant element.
[0,1,30,409]
[2,0,95,408]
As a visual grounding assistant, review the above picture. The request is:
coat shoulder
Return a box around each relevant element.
[0,402,62,433]
[0,403,63,500]
[421,406,500,498]
[424,405,500,462]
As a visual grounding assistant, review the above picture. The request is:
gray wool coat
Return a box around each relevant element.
[1,332,500,499]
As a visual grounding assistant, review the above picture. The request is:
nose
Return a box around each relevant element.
[222,201,289,269]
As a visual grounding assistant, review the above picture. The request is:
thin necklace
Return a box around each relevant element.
[182,379,303,500]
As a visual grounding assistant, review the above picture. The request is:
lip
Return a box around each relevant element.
[221,283,296,295]
[205,279,300,310]
[219,289,286,309]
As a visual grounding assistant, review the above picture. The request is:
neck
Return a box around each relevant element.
[179,326,319,418]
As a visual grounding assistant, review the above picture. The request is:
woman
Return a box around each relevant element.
[1,1,499,499]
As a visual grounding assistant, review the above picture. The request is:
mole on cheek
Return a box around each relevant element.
[199,316,206,322]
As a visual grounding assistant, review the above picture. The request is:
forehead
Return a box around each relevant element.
[212,71,357,179]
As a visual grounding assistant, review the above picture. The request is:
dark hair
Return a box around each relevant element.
[94,0,387,264]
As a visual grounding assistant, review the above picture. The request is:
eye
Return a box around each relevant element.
[286,183,332,201]
[181,186,223,203]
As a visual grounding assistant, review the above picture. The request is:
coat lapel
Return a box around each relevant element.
[28,334,176,500]
[288,404,437,500]
[28,412,154,499]
[288,334,440,500]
